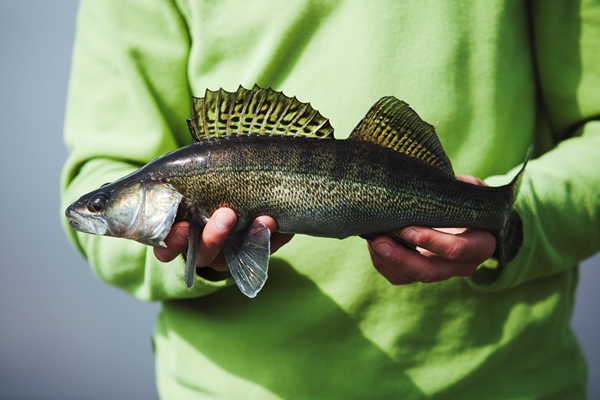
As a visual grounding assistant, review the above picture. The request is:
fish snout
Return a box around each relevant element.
[65,204,108,236]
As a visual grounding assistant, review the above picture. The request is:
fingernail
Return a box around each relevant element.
[174,226,187,242]
[215,211,235,231]
[401,228,417,242]
[374,241,391,257]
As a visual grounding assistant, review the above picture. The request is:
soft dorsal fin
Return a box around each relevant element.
[349,97,454,176]
[187,85,334,141]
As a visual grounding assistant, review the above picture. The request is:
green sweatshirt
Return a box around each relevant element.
[61,1,600,398]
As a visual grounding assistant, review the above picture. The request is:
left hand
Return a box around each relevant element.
[367,175,497,285]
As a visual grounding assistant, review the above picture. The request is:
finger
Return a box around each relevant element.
[370,236,480,283]
[154,222,189,263]
[367,241,417,285]
[206,214,293,272]
[255,215,277,232]
[255,215,294,253]
[399,227,496,262]
[455,174,488,186]
[197,208,237,271]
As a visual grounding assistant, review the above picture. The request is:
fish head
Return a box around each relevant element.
[65,179,184,248]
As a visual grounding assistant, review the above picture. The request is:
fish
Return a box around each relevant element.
[66,85,530,298]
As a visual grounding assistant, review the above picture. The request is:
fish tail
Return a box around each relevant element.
[506,146,533,198]
[496,209,524,266]
[495,146,533,265]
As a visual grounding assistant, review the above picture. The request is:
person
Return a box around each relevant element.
[61,0,600,398]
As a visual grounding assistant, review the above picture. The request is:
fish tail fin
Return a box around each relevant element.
[496,209,524,266]
[505,145,534,198]
[495,146,533,265]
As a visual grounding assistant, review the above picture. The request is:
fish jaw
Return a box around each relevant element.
[66,206,108,236]
[65,181,184,248]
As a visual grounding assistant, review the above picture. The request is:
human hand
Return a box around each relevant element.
[154,208,294,272]
[367,175,497,285]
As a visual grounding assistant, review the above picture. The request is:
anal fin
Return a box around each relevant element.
[223,219,271,298]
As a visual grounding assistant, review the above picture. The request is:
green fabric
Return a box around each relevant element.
[61,0,600,398]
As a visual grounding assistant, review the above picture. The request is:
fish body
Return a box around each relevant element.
[160,136,513,238]
[66,85,529,297]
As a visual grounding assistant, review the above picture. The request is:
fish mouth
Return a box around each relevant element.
[65,207,108,236]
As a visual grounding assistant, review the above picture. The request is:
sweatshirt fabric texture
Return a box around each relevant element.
[61,1,600,398]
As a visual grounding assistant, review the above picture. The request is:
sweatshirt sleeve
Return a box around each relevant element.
[60,0,234,301]
[470,0,600,290]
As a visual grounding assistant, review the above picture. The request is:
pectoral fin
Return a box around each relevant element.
[223,219,271,298]
[184,214,204,289]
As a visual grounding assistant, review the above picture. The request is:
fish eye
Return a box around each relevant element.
[87,195,107,213]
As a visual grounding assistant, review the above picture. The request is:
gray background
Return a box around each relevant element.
[0,1,598,399]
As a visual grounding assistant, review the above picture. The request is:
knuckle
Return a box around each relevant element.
[444,242,466,261]
[384,252,400,265]
[412,234,429,249]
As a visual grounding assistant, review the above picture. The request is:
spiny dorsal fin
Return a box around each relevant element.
[188,85,334,141]
[349,97,454,176]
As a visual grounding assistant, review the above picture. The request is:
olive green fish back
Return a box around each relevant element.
[349,97,454,176]
[187,85,334,141]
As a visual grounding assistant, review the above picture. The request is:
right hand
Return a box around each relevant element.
[367,174,496,285]
[154,208,294,272]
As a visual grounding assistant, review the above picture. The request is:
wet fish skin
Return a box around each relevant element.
[161,136,515,240]
[66,85,528,297]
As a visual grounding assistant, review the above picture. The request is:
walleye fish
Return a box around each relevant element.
[66,85,529,298]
